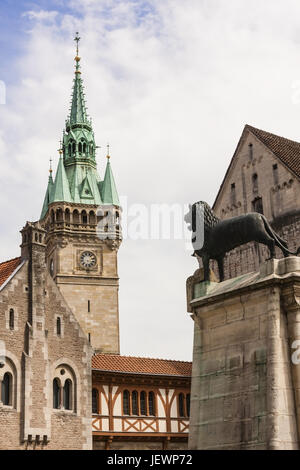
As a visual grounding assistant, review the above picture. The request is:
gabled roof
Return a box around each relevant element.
[92,354,192,377]
[213,124,300,208]
[0,257,22,288]
[246,125,300,178]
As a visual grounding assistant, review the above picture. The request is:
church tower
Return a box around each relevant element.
[39,34,121,354]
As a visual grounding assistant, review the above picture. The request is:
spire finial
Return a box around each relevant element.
[74,32,81,74]
[49,157,53,174]
[107,144,110,159]
[58,141,63,157]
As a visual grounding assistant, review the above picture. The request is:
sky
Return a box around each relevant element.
[1,0,300,361]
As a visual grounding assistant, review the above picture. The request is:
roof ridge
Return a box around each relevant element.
[0,256,21,267]
[246,124,300,146]
[93,353,191,363]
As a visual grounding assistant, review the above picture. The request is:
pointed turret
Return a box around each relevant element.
[40,172,54,220]
[101,151,120,206]
[52,153,72,203]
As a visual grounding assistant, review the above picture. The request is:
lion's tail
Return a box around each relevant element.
[262,216,300,256]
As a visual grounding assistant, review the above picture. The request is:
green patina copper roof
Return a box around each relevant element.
[39,35,120,219]
[40,173,54,219]
[52,155,72,202]
[101,158,120,206]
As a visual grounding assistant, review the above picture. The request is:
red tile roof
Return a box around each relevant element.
[246,125,300,178]
[0,257,22,288]
[92,354,192,377]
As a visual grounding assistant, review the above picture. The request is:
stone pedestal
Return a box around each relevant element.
[187,257,300,450]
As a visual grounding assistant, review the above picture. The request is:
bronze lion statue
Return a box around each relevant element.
[185,201,300,282]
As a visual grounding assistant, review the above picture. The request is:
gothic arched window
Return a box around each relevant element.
[186,394,191,417]
[72,142,76,154]
[53,378,60,409]
[148,391,155,416]
[178,393,185,417]
[63,379,72,410]
[92,388,99,414]
[140,391,146,416]
[78,142,82,153]
[82,211,88,224]
[123,390,130,415]
[83,142,87,154]
[132,391,138,415]
[9,309,14,331]
[1,373,12,406]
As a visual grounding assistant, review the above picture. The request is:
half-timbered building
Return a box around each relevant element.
[92,355,191,450]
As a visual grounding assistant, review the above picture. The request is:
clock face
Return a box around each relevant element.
[80,251,97,269]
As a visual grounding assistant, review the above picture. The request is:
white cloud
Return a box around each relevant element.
[23,10,59,22]
[2,0,300,360]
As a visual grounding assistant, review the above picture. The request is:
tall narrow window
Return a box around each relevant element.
[56,317,61,336]
[9,309,14,330]
[178,393,185,417]
[72,142,76,154]
[82,211,88,224]
[78,142,82,153]
[252,173,258,193]
[249,143,253,160]
[88,333,91,344]
[273,163,279,185]
[63,379,72,410]
[53,378,60,409]
[123,390,130,415]
[88,301,91,313]
[148,392,155,416]
[132,391,138,415]
[1,373,11,406]
[186,394,191,418]
[230,183,236,205]
[92,389,99,414]
[140,391,146,416]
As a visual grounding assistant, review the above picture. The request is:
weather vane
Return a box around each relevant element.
[74,32,81,56]
[49,158,53,174]
[107,144,110,159]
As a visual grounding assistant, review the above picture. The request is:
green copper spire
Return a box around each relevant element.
[52,151,72,202]
[40,162,54,219]
[101,150,120,206]
[39,34,120,220]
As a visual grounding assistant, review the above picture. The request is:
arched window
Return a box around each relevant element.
[53,378,60,409]
[65,209,70,223]
[1,373,12,406]
[123,390,130,415]
[83,142,87,154]
[178,393,185,417]
[56,208,63,222]
[132,391,138,415]
[56,317,61,336]
[68,143,71,156]
[186,394,191,417]
[35,233,38,242]
[92,388,99,414]
[72,142,76,154]
[51,210,55,224]
[148,391,155,416]
[140,391,146,415]
[82,211,88,224]
[252,173,258,193]
[90,145,93,155]
[78,142,82,153]
[9,309,14,330]
[39,234,42,243]
[73,210,80,224]
[89,211,96,225]
[63,379,72,410]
